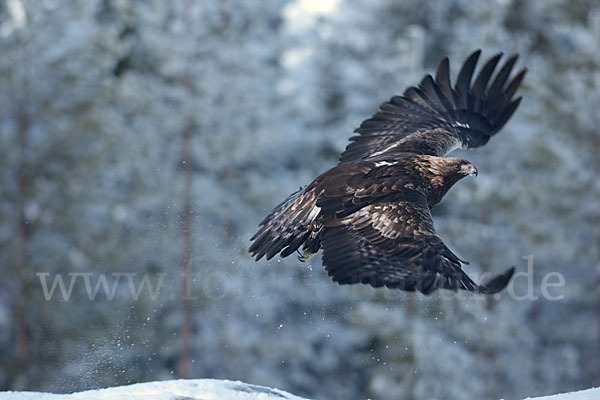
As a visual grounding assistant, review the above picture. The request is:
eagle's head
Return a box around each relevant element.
[419,156,478,190]
[424,156,477,178]
[419,157,478,208]
[454,159,478,177]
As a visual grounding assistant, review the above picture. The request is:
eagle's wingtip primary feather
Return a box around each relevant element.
[477,266,516,295]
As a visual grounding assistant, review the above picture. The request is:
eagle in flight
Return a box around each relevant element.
[250,50,526,295]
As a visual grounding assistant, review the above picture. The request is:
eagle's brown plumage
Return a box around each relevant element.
[249,50,526,295]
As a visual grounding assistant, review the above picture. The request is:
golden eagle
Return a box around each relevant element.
[250,50,526,295]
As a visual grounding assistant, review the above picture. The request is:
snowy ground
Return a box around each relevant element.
[0,379,597,400]
[521,387,600,400]
[0,379,310,400]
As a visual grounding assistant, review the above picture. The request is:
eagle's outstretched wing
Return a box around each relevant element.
[249,186,319,261]
[339,50,526,162]
[319,191,514,294]
[249,162,375,261]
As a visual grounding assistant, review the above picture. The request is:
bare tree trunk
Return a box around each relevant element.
[16,105,31,372]
[593,136,600,385]
[596,259,600,385]
[177,121,194,379]
[177,0,195,379]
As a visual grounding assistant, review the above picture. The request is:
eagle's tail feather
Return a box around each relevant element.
[249,186,320,261]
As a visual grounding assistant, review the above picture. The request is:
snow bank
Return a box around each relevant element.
[521,387,600,400]
[0,380,597,400]
[0,379,310,400]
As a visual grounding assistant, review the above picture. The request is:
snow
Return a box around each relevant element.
[1,380,598,400]
[0,379,311,400]
[522,387,600,400]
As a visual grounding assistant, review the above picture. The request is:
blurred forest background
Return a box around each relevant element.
[1,0,599,399]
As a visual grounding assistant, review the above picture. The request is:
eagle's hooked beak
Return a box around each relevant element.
[460,163,478,177]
